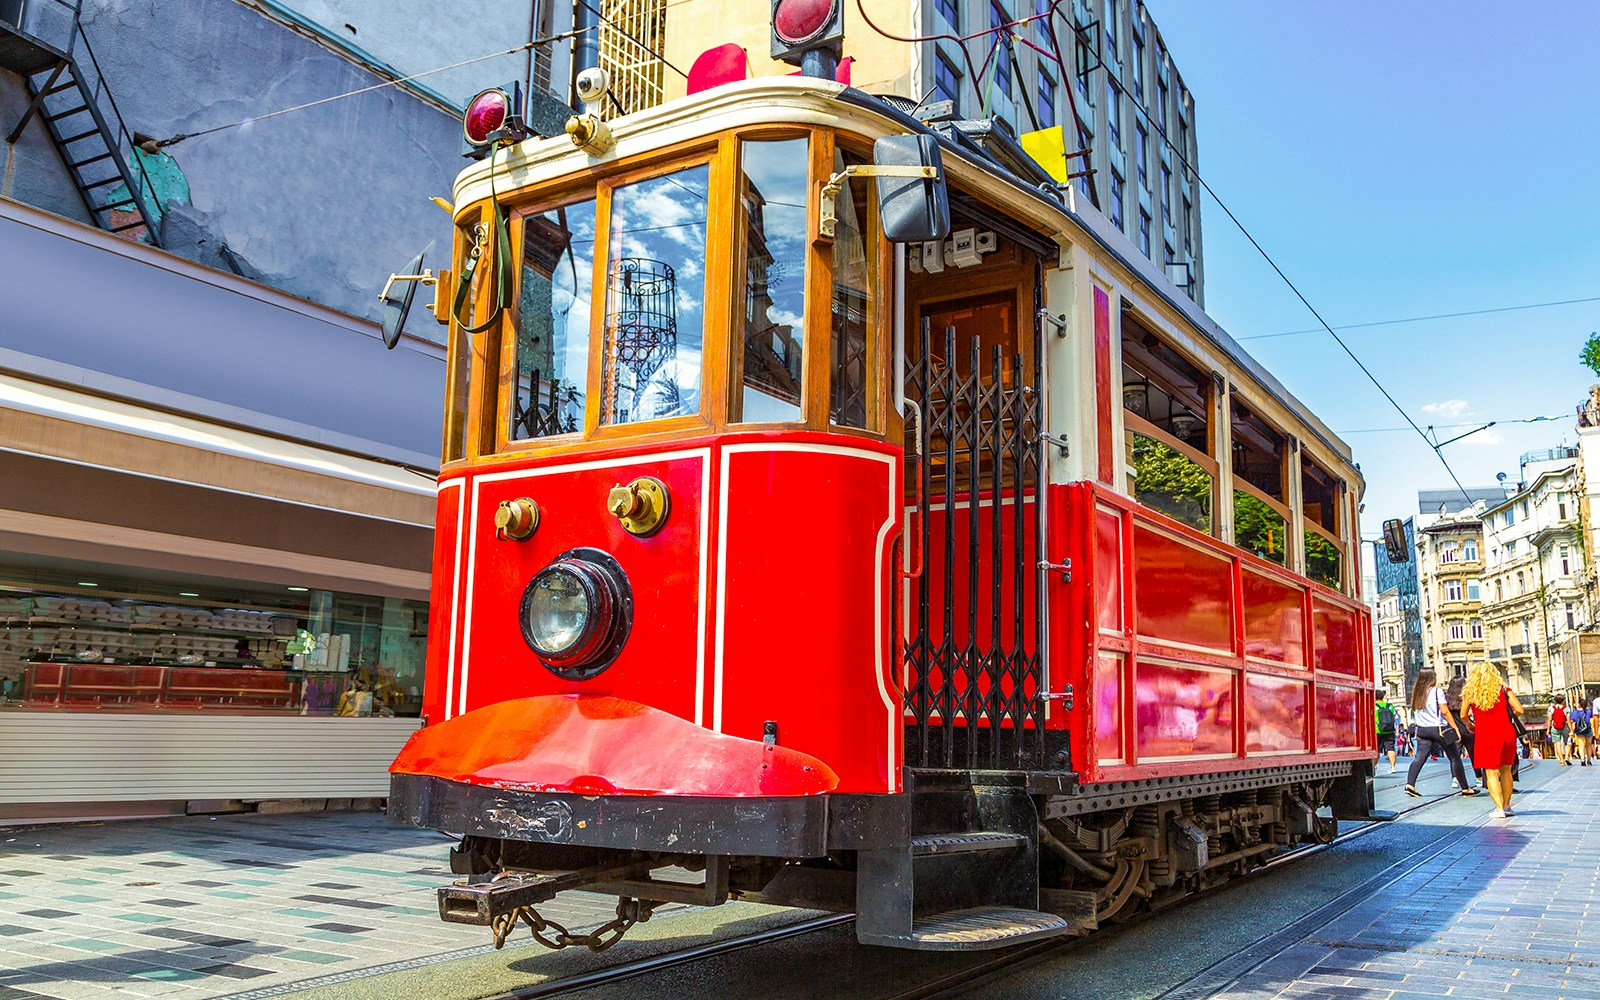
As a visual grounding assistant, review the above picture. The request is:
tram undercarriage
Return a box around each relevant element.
[391,758,1374,952]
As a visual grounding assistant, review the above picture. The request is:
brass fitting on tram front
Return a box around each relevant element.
[607,477,669,536]
[494,497,540,541]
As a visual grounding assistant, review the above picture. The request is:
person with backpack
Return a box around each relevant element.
[1405,668,1478,797]
[1572,698,1595,765]
[1550,694,1571,765]
[1375,692,1400,774]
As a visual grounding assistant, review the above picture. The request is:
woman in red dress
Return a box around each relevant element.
[1463,662,1524,818]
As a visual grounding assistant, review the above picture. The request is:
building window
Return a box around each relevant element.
[935,54,962,114]
[1506,539,1517,556]
[1520,500,1530,520]
[1561,545,1572,575]
[1130,31,1144,102]
[934,0,959,30]
[1155,71,1168,130]
[1495,579,1504,601]
[1037,67,1057,130]
[1444,579,1462,602]
[1463,539,1477,561]
[1135,123,1149,186]
[1106,81,1122,148]
[992,2,1013,99]
[1138,211,1151,255]
[1516,570,1526,595]
[1160,164,1171,223]
[1467,578,1480,601]
[1075,38,1091,111]
[1505,506,1515,526]
[1440,543,1457,563]
[1109,168,1124,228]
[1448,621,1465,641]
[1104,0,1119,56]
[1181,195,1192,255]
[1560,500,1568,520]
[1470,618,1484,640]
[1568,603,1578,629]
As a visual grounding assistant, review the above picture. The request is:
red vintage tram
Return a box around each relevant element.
[384,63,1376,952]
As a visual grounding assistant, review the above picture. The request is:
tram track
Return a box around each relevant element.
[488,785,1462,1000]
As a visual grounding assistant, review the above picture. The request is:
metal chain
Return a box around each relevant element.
[490,895,655,951]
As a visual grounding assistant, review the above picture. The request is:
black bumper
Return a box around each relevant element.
[389,772,900,858]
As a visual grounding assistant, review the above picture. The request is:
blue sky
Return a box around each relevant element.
[1144,2,1600,536]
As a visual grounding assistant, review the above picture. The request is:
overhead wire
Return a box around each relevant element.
[1105,46,1480,505]
[1240,295,1600,341]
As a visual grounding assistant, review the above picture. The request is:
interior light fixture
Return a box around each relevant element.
[77,582,99,587]
[287,586,309,592]
[179,592,200,598]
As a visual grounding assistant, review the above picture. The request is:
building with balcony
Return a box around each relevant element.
[1479,454,1583,699]
[661,0,1206,302]
[1375,587,1405,700]
[1416,513,1486,682]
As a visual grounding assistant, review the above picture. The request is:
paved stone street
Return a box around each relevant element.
[0,810,630,999]
[1200,758,1600,999]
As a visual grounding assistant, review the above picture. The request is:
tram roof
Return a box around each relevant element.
[455,77,1356,475]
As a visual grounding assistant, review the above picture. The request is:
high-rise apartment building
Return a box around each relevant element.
[661,0,1205,302]
[1415,514,1487,683]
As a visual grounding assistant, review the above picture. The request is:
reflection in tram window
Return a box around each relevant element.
[601,164,710,426]
[511,199,595,440]
[829,149,877,429]
[1231,401,1288,564]
[1302,455,1343,588]
[1131,432,1213,533]
[735,139,809,422]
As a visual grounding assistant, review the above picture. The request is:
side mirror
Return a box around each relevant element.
[872,134,950,244]
[1381,518,1409,564]
[378,248,434,350]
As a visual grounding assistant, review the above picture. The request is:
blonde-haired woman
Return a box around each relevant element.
[1463,662,1523,818]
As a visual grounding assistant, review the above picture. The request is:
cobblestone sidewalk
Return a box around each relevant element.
[0,810,626,999]
[1214,761,1600,999]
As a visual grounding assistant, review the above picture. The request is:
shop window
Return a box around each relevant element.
[829,148,878,429]
[600,164,711,426]
[0,568,426,719]
[733,138,809,423]
[1122,310,1214,534]
[510,198,596,440]
[1231,399,1287,565]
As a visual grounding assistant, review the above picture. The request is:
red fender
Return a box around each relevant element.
[391,695,839,797]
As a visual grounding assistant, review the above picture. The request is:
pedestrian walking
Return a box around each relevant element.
[1375,691,1399,774]
[1404,668,1477,798]
[1463,662,1523,818]
[1446,677,1483,789]
[1550,694,1572,765]
[1572,698,1595,765]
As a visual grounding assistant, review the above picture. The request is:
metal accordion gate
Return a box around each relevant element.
[903,315,1047,771]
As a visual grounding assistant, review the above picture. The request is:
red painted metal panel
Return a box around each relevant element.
[718,441,900,793]
[1244,673,1307,753]
[1312,598,1361,677]
[1094,652,1123,762]
[1094,287,1114,485]
[1134,659,1235,759]
[1315,685,1361,749]
[391,695,839,796]
[1094,507,1123,634]
[458,448,709,726]
[421,480,464,725]
[1241,568,1306,665]
[1132,524,1233,651]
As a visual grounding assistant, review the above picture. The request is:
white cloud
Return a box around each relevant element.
[1421,399,1471,418]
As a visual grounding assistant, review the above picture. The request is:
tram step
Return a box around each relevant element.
[910,831,1029,856]
[902,906,1072,950]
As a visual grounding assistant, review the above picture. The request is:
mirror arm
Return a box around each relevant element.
[379,270,438,303]
[818,164,938,239]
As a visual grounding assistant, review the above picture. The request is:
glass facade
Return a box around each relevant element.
[0,564,426,718]
[1373,517,1424,694]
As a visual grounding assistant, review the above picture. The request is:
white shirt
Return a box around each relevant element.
[1414,686,1448,728]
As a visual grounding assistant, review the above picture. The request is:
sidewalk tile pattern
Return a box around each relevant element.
[1217,763,1600,999]
[0,811,623,998]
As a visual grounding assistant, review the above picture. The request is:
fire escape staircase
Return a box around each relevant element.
[1,0,163,245]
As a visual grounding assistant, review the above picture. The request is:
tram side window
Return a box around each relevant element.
[1231,400,1288,565]
[829,149,878,429]
[734,138,809,423]
[1122,312,1214,533]
[510,199,596,440]
[601,164,711,426]
[1302,455,1344,589]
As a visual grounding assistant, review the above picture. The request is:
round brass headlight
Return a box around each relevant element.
[519,548,631,679]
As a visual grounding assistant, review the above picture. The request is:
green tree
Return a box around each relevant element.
[1234,491,1287,565]
[1580,331,1600,377]
[1132,435,1212,532]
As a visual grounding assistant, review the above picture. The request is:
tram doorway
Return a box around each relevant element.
[901,235,1046,771]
